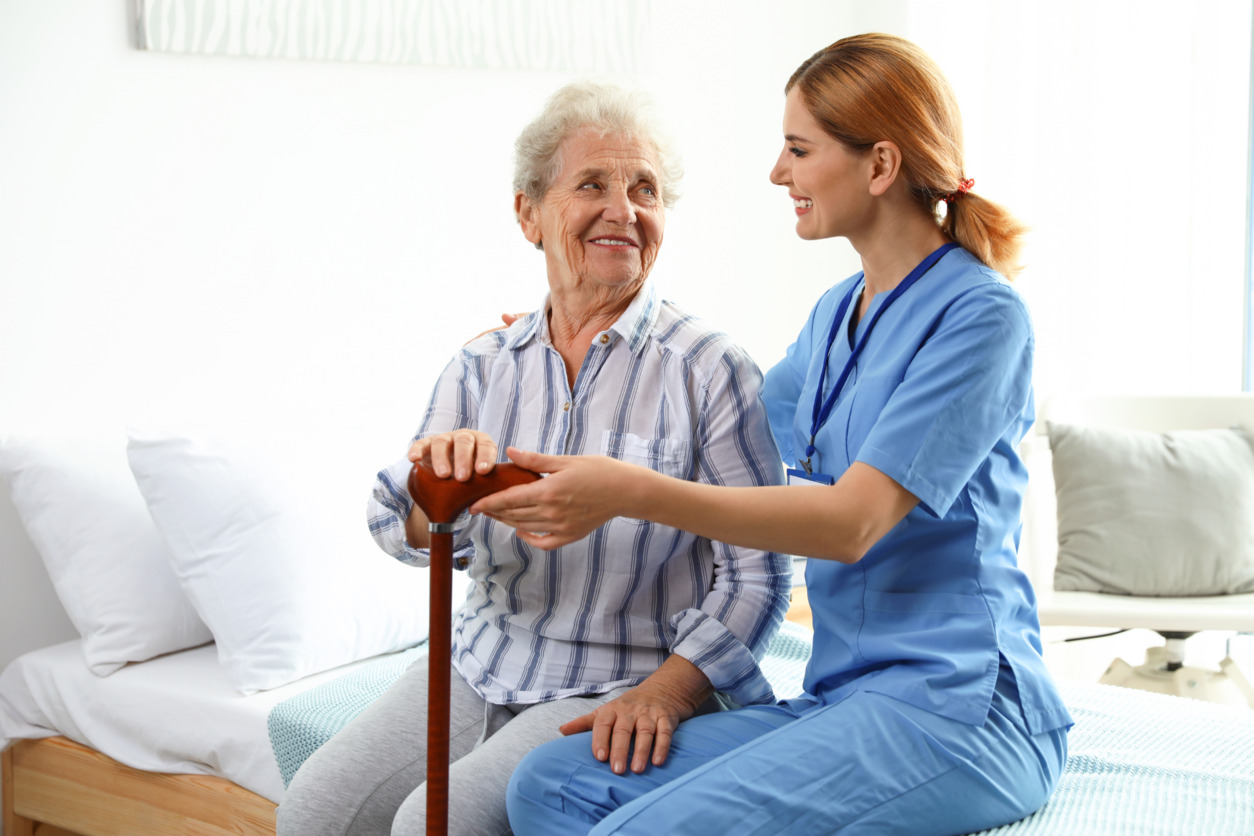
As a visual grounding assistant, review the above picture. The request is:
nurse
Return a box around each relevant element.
[476,32,1072,835]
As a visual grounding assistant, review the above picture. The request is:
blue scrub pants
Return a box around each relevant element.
[507,664,1067,835]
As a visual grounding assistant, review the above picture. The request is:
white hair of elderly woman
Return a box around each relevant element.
[512,79,683,218]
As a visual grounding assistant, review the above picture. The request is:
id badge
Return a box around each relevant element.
[787,468,834,487]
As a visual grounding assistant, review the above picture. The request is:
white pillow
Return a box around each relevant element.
[1048,422,1254,596]
[126,428,430,694]
[0,434,212,675]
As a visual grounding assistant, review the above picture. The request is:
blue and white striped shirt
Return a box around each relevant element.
[368,283,790,707]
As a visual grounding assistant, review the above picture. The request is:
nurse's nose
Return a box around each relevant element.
[769,149,791,186]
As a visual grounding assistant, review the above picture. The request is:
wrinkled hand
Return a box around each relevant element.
[465,312,531,345]
[469,448,639,549]
[408,430,499,482]
[559,664,710,775]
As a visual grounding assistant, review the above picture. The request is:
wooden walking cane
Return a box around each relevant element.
[407,459,540,836]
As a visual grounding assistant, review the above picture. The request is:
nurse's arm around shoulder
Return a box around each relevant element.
[472,451,918,563]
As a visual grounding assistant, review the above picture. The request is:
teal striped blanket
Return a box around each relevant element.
[268,624,1254,833]
[977,679,1254,834]
[267,620,813,787]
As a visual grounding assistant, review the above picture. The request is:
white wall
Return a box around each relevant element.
[1,2,1250,670]
[0,0,862,671]
[910,0,1253,398]
[0,1,859,447]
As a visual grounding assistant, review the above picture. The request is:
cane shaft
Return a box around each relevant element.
[426,530,452,836]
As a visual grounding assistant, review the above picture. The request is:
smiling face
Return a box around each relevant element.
[517,128,665,299]
[769,87,873,242]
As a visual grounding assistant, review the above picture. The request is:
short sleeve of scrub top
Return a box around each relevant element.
[855,278,1033,518]
[764,250,1033,516]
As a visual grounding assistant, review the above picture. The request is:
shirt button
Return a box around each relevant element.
[563,401,570,411]
[599,334,609,344]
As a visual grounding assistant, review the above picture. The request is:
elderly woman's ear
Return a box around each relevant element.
[515,192,544,251]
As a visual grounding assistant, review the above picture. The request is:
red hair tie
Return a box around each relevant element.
[943,178,975,204]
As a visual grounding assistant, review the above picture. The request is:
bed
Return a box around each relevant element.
[6,626,1254,836]
[0,426,438,836]
[3,429,1254,836]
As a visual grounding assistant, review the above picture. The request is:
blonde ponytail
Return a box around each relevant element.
[788,33,1027,279]
[941,192,1028,280]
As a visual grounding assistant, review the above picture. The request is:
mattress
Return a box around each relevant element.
[0,621,815,805]
[0,639,420,803]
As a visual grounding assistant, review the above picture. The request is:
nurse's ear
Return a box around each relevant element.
[867,141,903,197]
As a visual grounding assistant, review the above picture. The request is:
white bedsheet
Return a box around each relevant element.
[0,639,408,803]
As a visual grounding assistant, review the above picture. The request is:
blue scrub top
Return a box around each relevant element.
[763,247,1072,736]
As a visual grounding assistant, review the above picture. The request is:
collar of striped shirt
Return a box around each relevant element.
[507,281,661,356]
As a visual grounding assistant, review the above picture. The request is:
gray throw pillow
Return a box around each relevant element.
[1048,421,1254,596]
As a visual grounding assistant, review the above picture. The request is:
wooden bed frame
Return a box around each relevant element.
[2,736,276,836]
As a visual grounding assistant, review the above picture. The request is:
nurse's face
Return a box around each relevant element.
[769,88,873,242]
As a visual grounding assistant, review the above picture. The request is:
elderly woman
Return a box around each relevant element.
[275,81,790,836]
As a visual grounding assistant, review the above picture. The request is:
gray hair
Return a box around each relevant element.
[512,80,683,218]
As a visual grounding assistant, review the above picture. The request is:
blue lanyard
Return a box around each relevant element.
[802,242,958,472]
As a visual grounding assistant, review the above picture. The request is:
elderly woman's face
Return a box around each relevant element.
[520,128,665,295]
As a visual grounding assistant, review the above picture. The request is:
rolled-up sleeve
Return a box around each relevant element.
[366,457,427,566]
[366,345,488,569]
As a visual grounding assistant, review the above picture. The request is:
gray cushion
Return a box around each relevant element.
[1048,421,1254,596]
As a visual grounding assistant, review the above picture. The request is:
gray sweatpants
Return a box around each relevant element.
[276,656,633,836]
